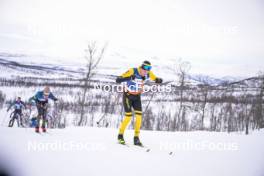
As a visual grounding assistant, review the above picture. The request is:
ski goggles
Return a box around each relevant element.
[44,92,49,96]
[142,64,152,71]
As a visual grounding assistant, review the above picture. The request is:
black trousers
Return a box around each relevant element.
[36,103,48,128]
[9,109,23,127]
[123,92,142,113]
[14,109,22,117]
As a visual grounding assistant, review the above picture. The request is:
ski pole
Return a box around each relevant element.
[143,81,171,116]
[96,114,106,126]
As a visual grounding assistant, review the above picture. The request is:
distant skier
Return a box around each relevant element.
[29,86,58,133]
[7,97,26,127]
[116,60,163,146]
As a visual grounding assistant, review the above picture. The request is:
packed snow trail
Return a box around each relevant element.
[0,126,264,176]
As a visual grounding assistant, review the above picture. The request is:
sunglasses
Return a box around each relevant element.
[142,65,152,71]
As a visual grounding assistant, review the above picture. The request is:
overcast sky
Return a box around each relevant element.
[0,0,263,77]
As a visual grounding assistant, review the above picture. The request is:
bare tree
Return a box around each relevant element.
[239,87,250,134]
[255,72,264,129]
[0,90,6,108]
[142,107,155,131]
[78,41,107,126]
[169,59,191,131]
[198,79,211,130]
[209,102,217,131]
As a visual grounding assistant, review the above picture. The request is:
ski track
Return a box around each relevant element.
[0,126,264,176]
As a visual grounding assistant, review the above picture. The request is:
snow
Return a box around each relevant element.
[0,126,263,176]
[0,49,263,176]
[1,51,246,85]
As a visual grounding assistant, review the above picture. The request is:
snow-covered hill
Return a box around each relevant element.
[189,74,241,86]
[0,52,243,85]
[0,51,262,132]
[0,126,263,176]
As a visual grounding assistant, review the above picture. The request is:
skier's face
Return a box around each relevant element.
[139,68,148,77]
[44,92,49,99]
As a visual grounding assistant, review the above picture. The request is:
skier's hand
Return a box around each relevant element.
[30,100,35,106]
[155,78,163,84]
[130,75,136,80]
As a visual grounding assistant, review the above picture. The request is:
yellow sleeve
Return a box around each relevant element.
[121,68,134,78]
[149,71,157,81]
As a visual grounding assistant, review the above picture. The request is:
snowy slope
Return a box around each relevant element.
[0,52,242,85]
[0,126,263,176]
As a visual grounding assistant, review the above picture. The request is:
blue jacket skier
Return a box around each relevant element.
[7,97,26,127]
[29,86,58,133]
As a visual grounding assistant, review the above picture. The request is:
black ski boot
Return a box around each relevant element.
[42,127,47,133]
[8,119,14,127]
[35,127,40,133]
[134,136,143,146]
[118,134,125,145]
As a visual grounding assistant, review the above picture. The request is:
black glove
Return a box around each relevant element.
[155,78,163,84]
[142,76,146,81]
[131,75,136,80]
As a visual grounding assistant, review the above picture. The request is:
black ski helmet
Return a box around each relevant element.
[141,60,152,71]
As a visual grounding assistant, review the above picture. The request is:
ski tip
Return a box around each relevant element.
[118,141,126,145]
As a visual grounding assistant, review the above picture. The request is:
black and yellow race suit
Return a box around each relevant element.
[116,67,159,137]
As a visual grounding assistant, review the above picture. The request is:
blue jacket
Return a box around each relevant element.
[7,100,26,112]
[29,91,58,104]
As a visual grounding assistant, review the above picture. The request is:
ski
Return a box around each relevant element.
[134,144,151,152]
[35,132,44,136]
[118,142,176,155]
[117,142,150,152]
[117,142,130,147]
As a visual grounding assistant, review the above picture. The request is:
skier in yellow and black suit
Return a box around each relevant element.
[116,60,163,146]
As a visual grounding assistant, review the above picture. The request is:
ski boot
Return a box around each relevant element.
[134,136,143,146]
[35,127,40,133]
[118,134,125,145]
[42,127,47,133]
[8,120,14,127]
